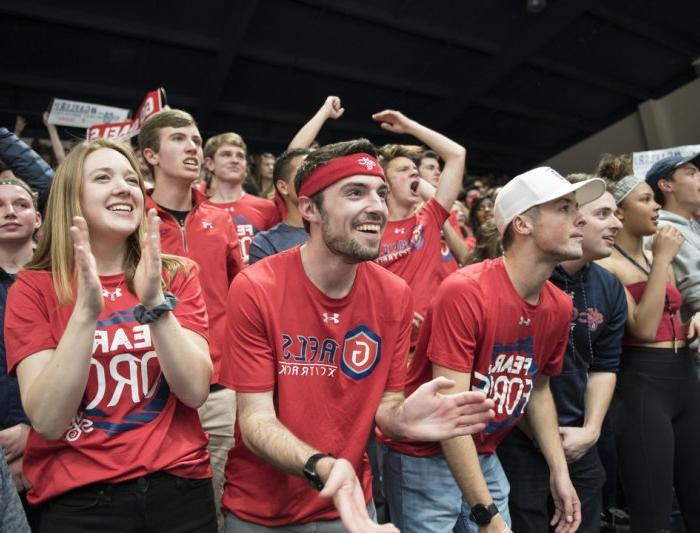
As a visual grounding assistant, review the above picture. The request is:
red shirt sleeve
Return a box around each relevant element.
[427,275,482,373]
[168,263,210,341]
[5,273,56,374]
[219,272,276,392]
[419,198,451,230]
[385,286,413,391]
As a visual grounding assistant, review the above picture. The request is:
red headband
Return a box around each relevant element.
[298,153,385,198]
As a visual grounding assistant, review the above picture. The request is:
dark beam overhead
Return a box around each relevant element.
[435,0,601,129]
[590,5,700,57]
[0,2,218,51]
[238,44,450,98]
[292,0,498,54]
[197,0,260,128]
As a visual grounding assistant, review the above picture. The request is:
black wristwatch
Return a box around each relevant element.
[302,453,334,491]
[469,503,499,525]
[134,291,178,324]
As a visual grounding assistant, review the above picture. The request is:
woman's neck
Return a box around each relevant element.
[0,240,34,273]
[615,226,644,257]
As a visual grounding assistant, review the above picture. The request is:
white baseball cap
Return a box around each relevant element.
[494,167,606,235]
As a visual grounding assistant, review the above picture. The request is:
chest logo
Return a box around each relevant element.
[323,312,340,324]
[340,325,382,380]
[518,316,531,327]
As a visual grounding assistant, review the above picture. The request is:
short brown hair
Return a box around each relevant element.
[138,109,197,174]
[295,139,378,232]
[204,132,247,160]
[377,144,421,173]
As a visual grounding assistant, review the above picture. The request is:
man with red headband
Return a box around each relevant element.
[219,138,494,532]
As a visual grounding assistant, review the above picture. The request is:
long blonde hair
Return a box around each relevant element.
[27,139,187,304]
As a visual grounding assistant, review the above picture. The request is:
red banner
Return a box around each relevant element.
[86,88,167,142]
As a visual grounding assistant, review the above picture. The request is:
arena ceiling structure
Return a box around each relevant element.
[2,0,699,177]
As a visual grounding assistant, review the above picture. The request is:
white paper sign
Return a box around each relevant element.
[48,98,130,128]
[633,145,700,178]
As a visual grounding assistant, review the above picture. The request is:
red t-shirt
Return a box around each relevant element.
[382,258,570,457]
[376,198,450,344]
[219,247,412,526]
[5,267,211,504]
[205,194,280,264]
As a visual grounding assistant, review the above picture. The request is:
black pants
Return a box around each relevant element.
[40,471,217,533]
[498,427,605,533]
[611,346,700,533]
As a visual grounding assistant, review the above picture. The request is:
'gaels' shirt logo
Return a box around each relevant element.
[340,325,381,380]
[278,325,382,380]
[472,336,539,435]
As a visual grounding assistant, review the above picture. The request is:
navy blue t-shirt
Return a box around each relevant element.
[248,222,308,264]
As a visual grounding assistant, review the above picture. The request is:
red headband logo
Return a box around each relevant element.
[298,152,385,199]
[357,156,377,171]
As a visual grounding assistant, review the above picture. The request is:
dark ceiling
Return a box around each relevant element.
[2,0,699,177]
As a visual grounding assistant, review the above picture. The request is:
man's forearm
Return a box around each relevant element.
[582,372,616,439]
[442,435,492,505]
[240,410,321,477]
[526,377,568,475]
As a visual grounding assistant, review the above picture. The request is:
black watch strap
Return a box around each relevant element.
[469,502,499,525]
[302,453,334,491]
[134,291,178,324]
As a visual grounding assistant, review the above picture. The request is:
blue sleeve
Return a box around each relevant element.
[0,127,54,212]
[248,233,274,265]
[590,275,627,373]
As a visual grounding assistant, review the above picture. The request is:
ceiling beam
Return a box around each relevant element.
[291,0,497,54]
[238,44,449,98]
[527,56,652,101]
[590,5,700,57]
[0,3,218,51]
[478,97,598,132]
[196,0,259,128]
[435,0,601,129]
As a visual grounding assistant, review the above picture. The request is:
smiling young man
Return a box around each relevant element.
[380,167,605,533]
[498,177,627,533]
[218,139,494,533]
[373,111,466,347]
[139,109,243,530]
[203,133,279,265]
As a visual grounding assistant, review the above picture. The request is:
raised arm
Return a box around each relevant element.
[372,110,466,213]
[288,96,345,149]
[625,225,683,341]
[43,111,66,164]
[0,127,54,211]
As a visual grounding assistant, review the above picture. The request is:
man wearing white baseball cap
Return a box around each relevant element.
[382,166,604,533]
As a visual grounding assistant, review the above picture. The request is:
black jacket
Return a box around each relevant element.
[549,263,626,426]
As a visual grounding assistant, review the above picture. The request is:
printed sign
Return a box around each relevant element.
[86,88,167,142]
[47,98,130,128]
[633,145,700,178]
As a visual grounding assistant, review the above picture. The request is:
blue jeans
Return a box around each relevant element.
[382,446,510,533]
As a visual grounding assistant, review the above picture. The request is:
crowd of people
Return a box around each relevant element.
[1,95,699,533]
